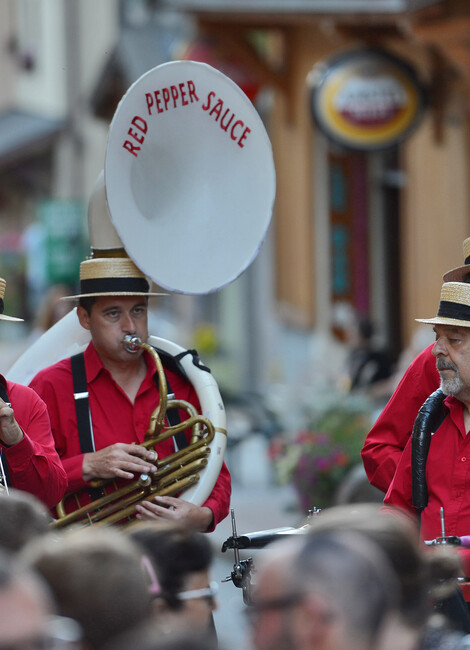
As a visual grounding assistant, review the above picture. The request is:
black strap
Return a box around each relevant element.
[0,381,11,488]
[151,346,210,451]
[70,353,103,501]
[174,348,211,374]
[153,369,188,451]
[153,346,211,378]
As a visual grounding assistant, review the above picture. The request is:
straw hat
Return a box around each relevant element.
[0,278,23,321]
[416,282,470,328]
[443,237,470,282]
[62,257,166,301]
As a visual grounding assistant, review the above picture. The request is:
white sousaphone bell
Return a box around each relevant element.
[8,60,276,509]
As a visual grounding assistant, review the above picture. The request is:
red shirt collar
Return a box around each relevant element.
[83,341,157,384]
[443,394,463,412]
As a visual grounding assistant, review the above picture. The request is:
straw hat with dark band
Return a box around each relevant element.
[0,278,23,321]
[416,282,470,328]
[62,258,166,300]
[443,237,470,282]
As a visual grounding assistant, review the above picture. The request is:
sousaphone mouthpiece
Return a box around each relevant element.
[123,334,142,352]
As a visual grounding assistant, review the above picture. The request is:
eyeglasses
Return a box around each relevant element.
[177,581,219,605]
[0,615,82,650]
[244,593,304,624]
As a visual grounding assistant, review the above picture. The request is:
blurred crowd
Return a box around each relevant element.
[3,488,470,650]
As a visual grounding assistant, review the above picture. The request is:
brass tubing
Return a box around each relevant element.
[88,416,214,490]
[94,456,209,526]
[53,474,153,528]
[156,443,209,469]
[142,414,214,447]
[140,341,168,436]
[94,475,200,527]
[54,457,209,529]
[156,447,210,479]
[54,447,210,527]
[160,399,202,442]
[87,487,150,524]
[93,460,208,527]
[156,458,209,490]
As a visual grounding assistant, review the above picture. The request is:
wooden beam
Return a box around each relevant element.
[409,13,470,84]
[445,44,470,80]
[198,21,296,121]
[333,23,403,42]
[428,46,449,144]
[413,16,470,43]
[198,22,289,90]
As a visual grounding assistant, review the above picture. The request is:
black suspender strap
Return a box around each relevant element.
[151,345,210,450]
[71,353,95,454]
[70,353,103,501]
[154,373,189,450]
[0,381,11,489]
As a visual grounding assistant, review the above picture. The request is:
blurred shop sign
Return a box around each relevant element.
[38,199,86,285]
[309,48,426,151]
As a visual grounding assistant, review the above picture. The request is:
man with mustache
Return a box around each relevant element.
[29,256,231,530]
[437,357,464,395]
[384,281,470,578]
[362,237,470,494]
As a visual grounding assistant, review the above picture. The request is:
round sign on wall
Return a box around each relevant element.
[309,48,427,151]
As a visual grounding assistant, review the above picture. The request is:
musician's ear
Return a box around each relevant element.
[77,305,91,331]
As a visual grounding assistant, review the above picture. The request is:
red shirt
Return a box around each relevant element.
[29,342,231,529]
[384,394,470,574]
[361,344,439,493]
[0,377,67,508]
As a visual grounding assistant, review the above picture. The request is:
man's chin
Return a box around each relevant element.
[440,378,463,397]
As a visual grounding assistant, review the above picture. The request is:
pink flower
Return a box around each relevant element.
[315,457,330,471]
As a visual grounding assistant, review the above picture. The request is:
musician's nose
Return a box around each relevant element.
[122,312,136,334]
[432,337,447,357]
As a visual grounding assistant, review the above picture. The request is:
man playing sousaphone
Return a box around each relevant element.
[18,56,276,529]
[29,256,231,530]
[0,278,66,507]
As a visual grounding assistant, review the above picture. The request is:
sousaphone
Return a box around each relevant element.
[7,60,276,522]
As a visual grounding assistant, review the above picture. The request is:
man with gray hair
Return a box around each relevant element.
[385,281,470,579]
[249,531,399,650]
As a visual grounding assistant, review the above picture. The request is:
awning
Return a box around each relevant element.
[91,22,193,121]
[161,0,443,14]
[0,109,66,170]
